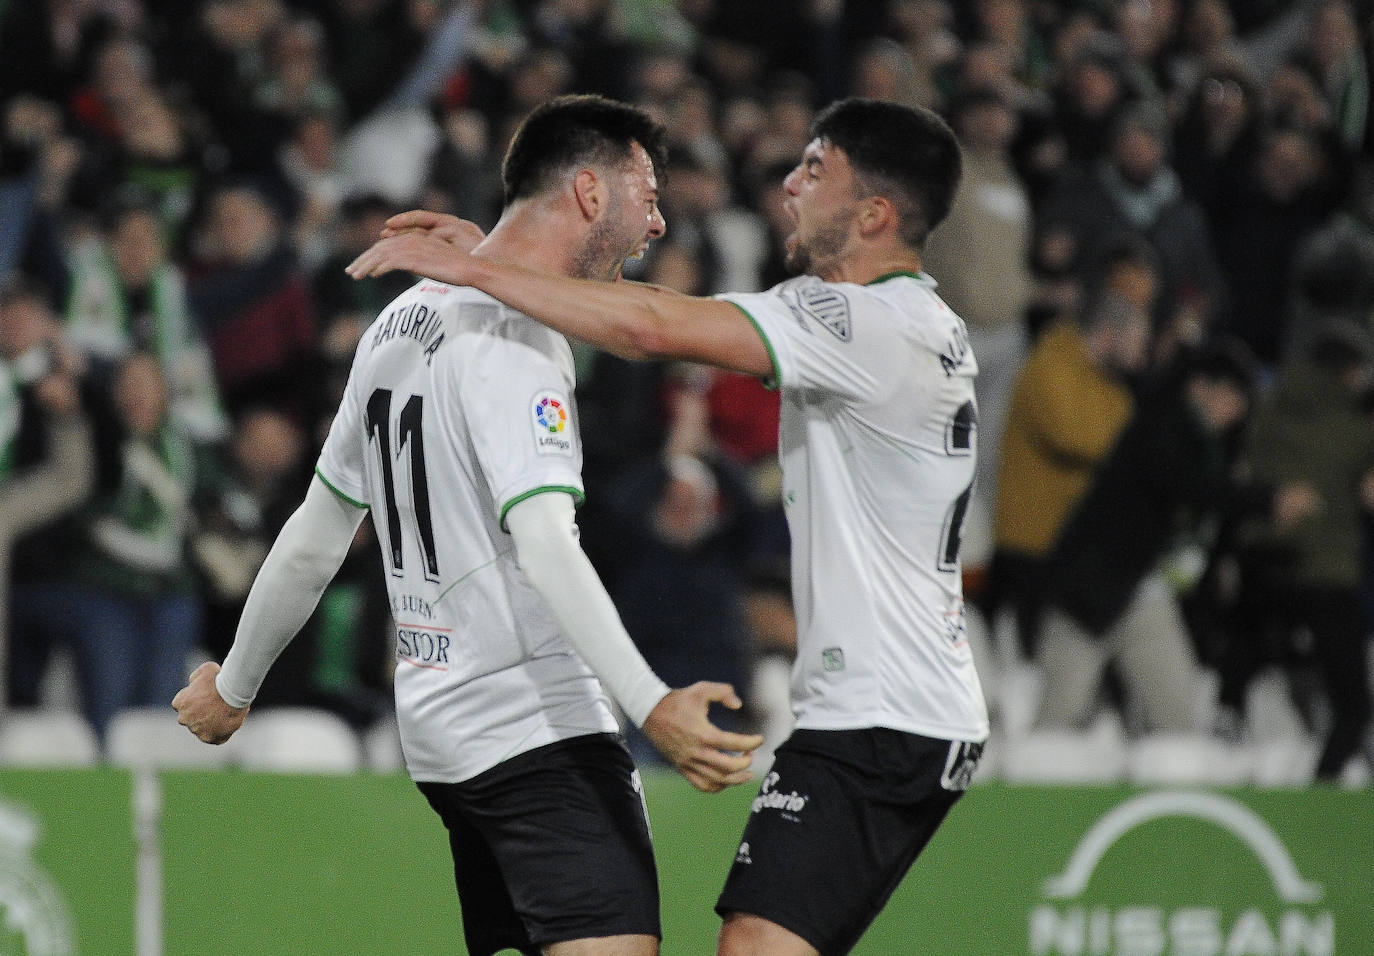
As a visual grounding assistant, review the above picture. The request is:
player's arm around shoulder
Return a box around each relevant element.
[345,211,772,379]
[614,284,773,378]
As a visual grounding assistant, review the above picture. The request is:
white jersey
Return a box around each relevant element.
[718,272,989,742]
[316,281,618,783]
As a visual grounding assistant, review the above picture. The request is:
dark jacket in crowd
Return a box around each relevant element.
[1045,376,1241,634]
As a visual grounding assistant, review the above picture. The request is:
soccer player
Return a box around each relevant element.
[172,94,763,956]
[347,98,990,956]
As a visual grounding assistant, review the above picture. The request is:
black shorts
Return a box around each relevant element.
[715,728,984,956]
[417,733,660,956]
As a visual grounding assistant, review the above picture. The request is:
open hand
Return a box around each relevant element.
[171,661,248,744]
[346,230,474,282]
[642,682,765,793]
[346,210,485,282]
[380,209,485,249]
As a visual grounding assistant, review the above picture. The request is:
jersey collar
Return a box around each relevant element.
[865,270,925,285]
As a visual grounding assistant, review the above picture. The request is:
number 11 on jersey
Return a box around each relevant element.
[366,388,441,582]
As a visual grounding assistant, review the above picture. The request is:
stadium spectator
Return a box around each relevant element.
[61,351,205,739]
[1218,324,1374,782]
[422,105,504,229]
[990,248,1154,658]
[1041,102,1226,362]
[1289,161,1374,358]
[63,199,228,444]
[0,95,80,292]
[274,109,349,273]
[1301,0,1369,156]
[1211,125,1342,370]
[66,35,213,240]
[1033,340,1260,734]
[0,279,94,708]
[1051,38,1137,168]
[185,179,323,423]
[1172,61,1264,231]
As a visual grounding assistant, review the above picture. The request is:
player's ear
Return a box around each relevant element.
[857,195,895,239]
[573,169,602,221]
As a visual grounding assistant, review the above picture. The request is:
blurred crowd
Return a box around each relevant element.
[2,0,1373,783]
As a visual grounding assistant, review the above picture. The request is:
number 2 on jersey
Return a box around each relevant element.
[938,401,976,573]
[366,388,440,581]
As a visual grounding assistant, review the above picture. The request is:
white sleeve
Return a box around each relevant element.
[505,490,670,726]
[215,477,368,708]
[718,278,909,402]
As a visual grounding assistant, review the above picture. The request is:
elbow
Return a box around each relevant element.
[279,536,350,592]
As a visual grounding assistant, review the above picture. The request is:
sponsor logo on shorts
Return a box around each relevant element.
[751,771,809,822]
[734,841,752,865]
[531,391,573,455]
[821,647,845,672]
[940,740,983,791]
[631,769,652,839]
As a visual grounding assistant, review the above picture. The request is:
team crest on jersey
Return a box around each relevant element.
[531,390,573,455]
[788,281,852,341]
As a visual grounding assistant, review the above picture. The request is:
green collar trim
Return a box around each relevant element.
[866,270,923,285]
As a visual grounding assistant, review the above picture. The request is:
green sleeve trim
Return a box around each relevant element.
[499,485,585,532]
[723,300,782,391]
[314,467,369,510]
[866,270,921,285]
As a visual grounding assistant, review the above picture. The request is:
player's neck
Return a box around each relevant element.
[819,248,924,286]
[477,204,586,277]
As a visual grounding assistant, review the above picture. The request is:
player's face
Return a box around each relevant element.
[781,138,863,278]
[577,142,667,281]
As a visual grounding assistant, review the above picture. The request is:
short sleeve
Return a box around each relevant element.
[457,318,585,529]
[717,277,911,403]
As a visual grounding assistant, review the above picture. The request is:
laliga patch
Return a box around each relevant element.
[796,281,852,341]
[531,390,574,456]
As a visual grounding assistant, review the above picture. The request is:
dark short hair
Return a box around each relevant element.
[1188,335,1259,396]
[809,98,962,248]
[501,94,668,206]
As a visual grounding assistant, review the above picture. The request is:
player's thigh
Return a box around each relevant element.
[417,779,533,956]
[715,730,971,956]
[462,735,661,947]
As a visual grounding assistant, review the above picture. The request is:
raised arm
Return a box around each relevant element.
[347,213,773,378]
